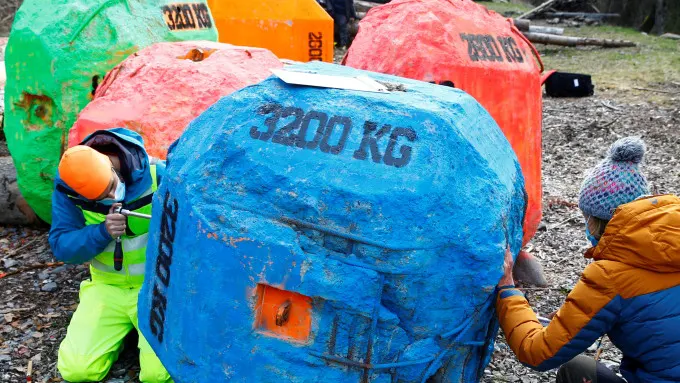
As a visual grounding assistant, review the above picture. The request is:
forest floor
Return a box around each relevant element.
[1,5,680,382]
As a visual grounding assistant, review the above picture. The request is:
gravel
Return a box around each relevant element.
[0,47,677,383]
[483,90,680,382]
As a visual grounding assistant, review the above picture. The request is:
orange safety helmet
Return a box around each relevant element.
[58,145,113,200]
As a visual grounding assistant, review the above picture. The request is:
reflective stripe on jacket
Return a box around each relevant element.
[81,165,158,287]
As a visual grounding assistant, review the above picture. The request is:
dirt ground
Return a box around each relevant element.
[1,13,680,383]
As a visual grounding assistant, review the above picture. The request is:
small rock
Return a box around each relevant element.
[547,17,560,24]
[50,264,73,274]
[2,259,18,268]
[38,272,49,280]
[0,354,10,362]
[600,358,618,369]
[41,282,58,292]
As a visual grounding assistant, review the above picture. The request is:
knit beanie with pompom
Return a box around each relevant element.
[578,136,650,220]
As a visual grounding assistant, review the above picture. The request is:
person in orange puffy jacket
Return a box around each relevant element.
[496,136,680,383]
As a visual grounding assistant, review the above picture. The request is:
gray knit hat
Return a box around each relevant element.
[578,136,650,220]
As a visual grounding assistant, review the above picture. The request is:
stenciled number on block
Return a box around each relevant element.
[162,3,212,31]
[460,33,525,63]
[250,102,417,168]
[149,190,179,343]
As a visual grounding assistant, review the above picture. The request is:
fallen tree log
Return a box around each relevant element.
[530,25,564,35]
[0,156,40,225]
[518,0,560,20]
[513,20,564,35]
[523,31,637,47]
[513,18,531,31]
[544,12,621,19]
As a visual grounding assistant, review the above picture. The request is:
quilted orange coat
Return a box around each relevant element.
[497,195,680,382]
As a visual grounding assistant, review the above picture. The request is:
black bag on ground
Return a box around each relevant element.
[544,72,594,97]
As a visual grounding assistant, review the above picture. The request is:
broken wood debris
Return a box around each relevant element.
[544,12,620,20]
[6,236,44,258]
[513,19,564,35]
[633,87,679,94]
[599,100,622,111]
[523,32,637,48]
[660,33,680,40]
[516,0,621,22]
[0,262,65,280]
[517,0,559,20]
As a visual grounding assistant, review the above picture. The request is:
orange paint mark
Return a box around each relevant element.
[254,284,312,342]
[229,236,250,247]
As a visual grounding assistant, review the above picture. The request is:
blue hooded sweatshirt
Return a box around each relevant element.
[48,128,166,264]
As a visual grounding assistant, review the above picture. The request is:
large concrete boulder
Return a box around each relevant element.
[344,0,543,245]
[3,0,217,222]
[138,62,526,382]
[69,41,283,159]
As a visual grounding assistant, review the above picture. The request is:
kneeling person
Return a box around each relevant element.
[49,128,171,383]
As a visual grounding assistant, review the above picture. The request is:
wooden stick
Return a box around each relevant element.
[547,214,581,230]
[523,32,637,47]
[544,12,621,19]
[0,262,65,280]
[514,20,564,35]
[594,335,606,361]
[0,307,35,314]
[517,0,560,20]
[530,25,564,35]
[6,236,44,258]
[633,87,678,94]
[601,117,621,129]
[599,100,622,111]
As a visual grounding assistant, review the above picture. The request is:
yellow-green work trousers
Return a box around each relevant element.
[57,280,172,383]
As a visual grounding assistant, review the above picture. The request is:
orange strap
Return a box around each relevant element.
[541,70,557,85]
[510,22,544,73]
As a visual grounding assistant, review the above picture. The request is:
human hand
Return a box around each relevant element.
[106,203,126,238]
[497,247,515,287]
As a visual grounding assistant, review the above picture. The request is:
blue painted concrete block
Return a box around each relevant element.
[138,61,526,382]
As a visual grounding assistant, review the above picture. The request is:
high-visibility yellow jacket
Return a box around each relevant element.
[49,128,164,288]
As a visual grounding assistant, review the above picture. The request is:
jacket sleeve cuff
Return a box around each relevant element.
[96,222,113,244]
[497,284,517,291]
[499,288,525,299]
